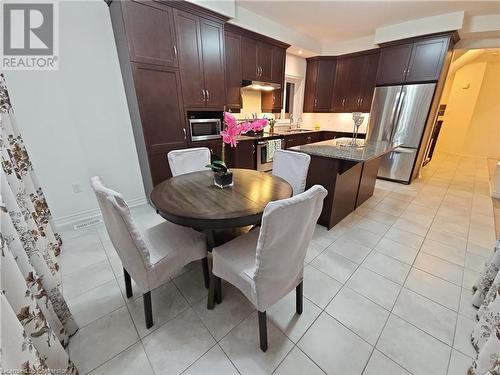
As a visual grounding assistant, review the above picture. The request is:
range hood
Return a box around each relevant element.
[241,80,281,91]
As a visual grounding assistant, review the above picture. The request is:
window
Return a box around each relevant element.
[278,75,303,123]
[284,82,295,119]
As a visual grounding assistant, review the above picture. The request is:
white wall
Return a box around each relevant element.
[436,60,500,158]
[5,1,145,226]
[374,11,464,45]
[187,0,235,18]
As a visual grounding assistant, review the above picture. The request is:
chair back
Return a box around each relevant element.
[168,147,211,177]
[272,150,311,195]
[90,176,149,277]
[253,185,327,309]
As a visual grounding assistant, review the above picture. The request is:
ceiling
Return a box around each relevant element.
[236,1,500,43]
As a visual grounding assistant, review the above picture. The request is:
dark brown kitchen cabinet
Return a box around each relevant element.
[332,51,380,112]
[227,141,255,169]
[200,18,226,107]
[375,43,413,85]
[303,58,336,112]
[121,1,178,67]
[271,46,286,84]
[241,37,258,80]
[225,31,242,111]
[330,57,351,112]
[406,37,449,83]
[188,139,223,160]
[344,56,367,110]
[109,0,229,195]
[132,63,187,183]
[241,38,274,81]
[174,9,225,109]
[376,36,450,85]
[360,52,380,111]
[258,42,273,81]
[284,133,320,148]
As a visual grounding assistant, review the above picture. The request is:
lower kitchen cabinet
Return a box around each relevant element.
[284,132,320,148]
[226,140,256,169]
[188,139,223,160]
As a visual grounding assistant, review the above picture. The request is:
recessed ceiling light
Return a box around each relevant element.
[492,51,499,56]
[298,50,303,55]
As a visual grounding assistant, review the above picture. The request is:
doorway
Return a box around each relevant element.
[425,48,500,162]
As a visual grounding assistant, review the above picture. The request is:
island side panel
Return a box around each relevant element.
[356,156,381,208]
[305,155,339,229]
[305,155,363,229]
[332,161,363,227]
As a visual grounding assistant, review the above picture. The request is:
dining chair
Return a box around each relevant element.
[272,149,311,195]
[207,185,327,351]
[167,147,211,177]
[90,176,208,329]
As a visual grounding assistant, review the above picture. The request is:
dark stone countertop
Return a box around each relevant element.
[289,137,400,162]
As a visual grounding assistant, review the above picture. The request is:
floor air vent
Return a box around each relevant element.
[73,217,102,230]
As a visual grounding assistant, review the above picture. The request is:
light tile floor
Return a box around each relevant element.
[61,153,497,375]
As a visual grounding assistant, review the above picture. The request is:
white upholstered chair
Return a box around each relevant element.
[272,150,311,195]
[90,176,208,328]
[207,185,327,351]
[167,147,211,177]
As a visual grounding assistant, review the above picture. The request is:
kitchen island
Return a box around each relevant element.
[290,138,398,229]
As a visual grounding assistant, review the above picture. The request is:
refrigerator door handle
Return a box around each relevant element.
[387,91,402,142]
[390,91,406,142]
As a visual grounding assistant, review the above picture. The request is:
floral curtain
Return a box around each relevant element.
[468,239,500,375]
[1,73,78,374]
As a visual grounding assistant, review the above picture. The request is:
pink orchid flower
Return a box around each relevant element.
[221,112,269,147]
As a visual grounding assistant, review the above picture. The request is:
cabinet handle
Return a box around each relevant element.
[206,89,210,102]
[173,45,177,59]
[342,98,345,107]
[273,95,275,105]
[406,67,410,76]
[314,98,318,108]
[182,128,186,140]
[201,90,205,102]
[360,98,363,107]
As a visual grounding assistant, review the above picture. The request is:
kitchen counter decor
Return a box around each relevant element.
[221,112,268,147]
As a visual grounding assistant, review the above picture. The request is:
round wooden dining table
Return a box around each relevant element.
[150,168,292,231]
[150,168,292,289]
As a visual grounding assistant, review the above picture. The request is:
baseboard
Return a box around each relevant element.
[53,195,148,228]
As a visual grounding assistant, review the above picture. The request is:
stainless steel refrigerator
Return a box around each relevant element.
[367,83,436,183]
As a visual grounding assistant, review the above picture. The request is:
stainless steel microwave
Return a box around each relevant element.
[189,118,222,141]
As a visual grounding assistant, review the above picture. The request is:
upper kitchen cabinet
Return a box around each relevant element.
[405,36,450,83]
[174,9,225,109]
[241,37,258,80]
[303,58,337,112]
[360,52,380,111]
[241,38,274,81]
[226,24,290,111]
[376,35,451,85]
[270,45,286,84]
[225,31,242,111]
[108,0,229,194]
[332,50,380,112]
[121,1,178,67]
[375,43,413,85]
[261,45,286,112]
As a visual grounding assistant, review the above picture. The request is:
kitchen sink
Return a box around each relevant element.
[282,129,313,133]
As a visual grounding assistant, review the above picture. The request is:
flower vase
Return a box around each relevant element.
[214,170,233,189]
